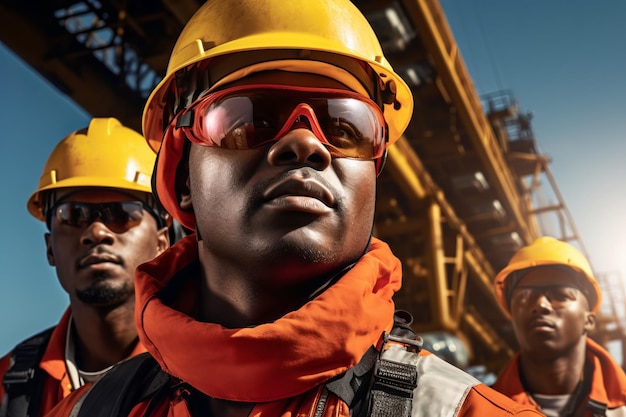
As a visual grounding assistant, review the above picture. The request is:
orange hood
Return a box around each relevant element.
[135,235,402,402]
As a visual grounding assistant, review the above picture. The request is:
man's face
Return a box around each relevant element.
[180,72,379,285]
[46,189,169,307]
[509,267,595,358]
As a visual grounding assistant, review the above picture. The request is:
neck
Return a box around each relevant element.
[196,249,344,328]
[198,268,332,328]
[70,301,138,372]
[519,338,587,395]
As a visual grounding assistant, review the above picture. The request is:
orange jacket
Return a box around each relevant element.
[493,338,626,416]
[0,308,146,417]
[46,235,542,417]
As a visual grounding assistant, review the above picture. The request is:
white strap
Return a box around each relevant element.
[381,345,480,417]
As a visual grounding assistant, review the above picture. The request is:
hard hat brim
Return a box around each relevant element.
[27,177,154,222]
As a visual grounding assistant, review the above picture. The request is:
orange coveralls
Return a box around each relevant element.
[493,338,626,416]
[46,236,543,417]
[0,309,146,417]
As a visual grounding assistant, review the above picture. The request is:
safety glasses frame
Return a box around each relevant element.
[511,284,581,308]
[174,84,388,161]
[46,201,153,233]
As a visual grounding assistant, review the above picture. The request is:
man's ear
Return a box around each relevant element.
[156,221,171,253]
[583,311,596,334]
[177,147,193,212]
[44,232,55,266]
[179,173,192,211]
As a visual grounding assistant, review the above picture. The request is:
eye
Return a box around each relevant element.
[512,288,531,304]
[68,206,89,225]
[126,208,144,223]
[221,126,251,149]
[326,119,363,148]
[549,287,577,302]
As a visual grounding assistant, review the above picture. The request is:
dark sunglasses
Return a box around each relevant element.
[511,285,580,308]
[46,201,150,232]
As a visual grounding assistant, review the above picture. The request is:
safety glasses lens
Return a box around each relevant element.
[512,285,579,307]
[180,86,386,160]
[51,202,145,231]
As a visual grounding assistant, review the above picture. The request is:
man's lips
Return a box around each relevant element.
[78,253,121,269]
[262,177,336,208]
[527,318,556,331]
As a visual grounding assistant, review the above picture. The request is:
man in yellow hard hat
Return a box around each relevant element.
[492,236,626,416]
[0,118,171,417]
[46,1,542,416]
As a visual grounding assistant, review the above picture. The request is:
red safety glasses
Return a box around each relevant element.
[46,201,149,233]
[175,84,388,160]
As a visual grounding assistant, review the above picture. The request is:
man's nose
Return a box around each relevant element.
[266,127,333,170]
[80,220,116,246]
[531,292,554,313]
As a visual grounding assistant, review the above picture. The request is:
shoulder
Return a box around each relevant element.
[0,326,56,405]
[43,384,91,417]
[45,384,159,417]
[382,347,540,416]
[412,352,540,415]
[461,384,544,416]
[0,325,56,374]
[491,355,524,396]
[586,338,626,407]
[46,353,168,417]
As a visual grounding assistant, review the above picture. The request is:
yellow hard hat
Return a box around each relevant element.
[494,236,602,314]
[27,118,157,222]
[142,0,414,229]
[143,0,413,148]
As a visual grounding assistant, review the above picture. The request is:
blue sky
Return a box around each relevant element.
[1,1,625,361]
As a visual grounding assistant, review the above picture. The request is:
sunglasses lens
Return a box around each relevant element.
[323,98,382,158]
[545,287,578,303]
[55,203,90,227]
[199,96,274,149]
[512,285,579,307]
[102,202,144,229]
[52,202,145,231]
[184,86,386,160]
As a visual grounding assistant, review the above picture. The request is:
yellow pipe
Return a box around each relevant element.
[427,202,455,330]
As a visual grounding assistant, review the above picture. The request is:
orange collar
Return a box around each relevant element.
[494,338,626,410]
[136,235,402,402]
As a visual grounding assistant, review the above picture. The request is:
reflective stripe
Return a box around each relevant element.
[607,406,626,417]
[381,345,480,417]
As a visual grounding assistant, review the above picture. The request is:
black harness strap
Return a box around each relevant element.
[324,346,379,416]
[0,326,55,417]
[368,351,418,417]
[318,311,421,417]
[75,353,169,417]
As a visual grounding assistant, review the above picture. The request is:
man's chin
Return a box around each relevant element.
[76,286,132,306]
